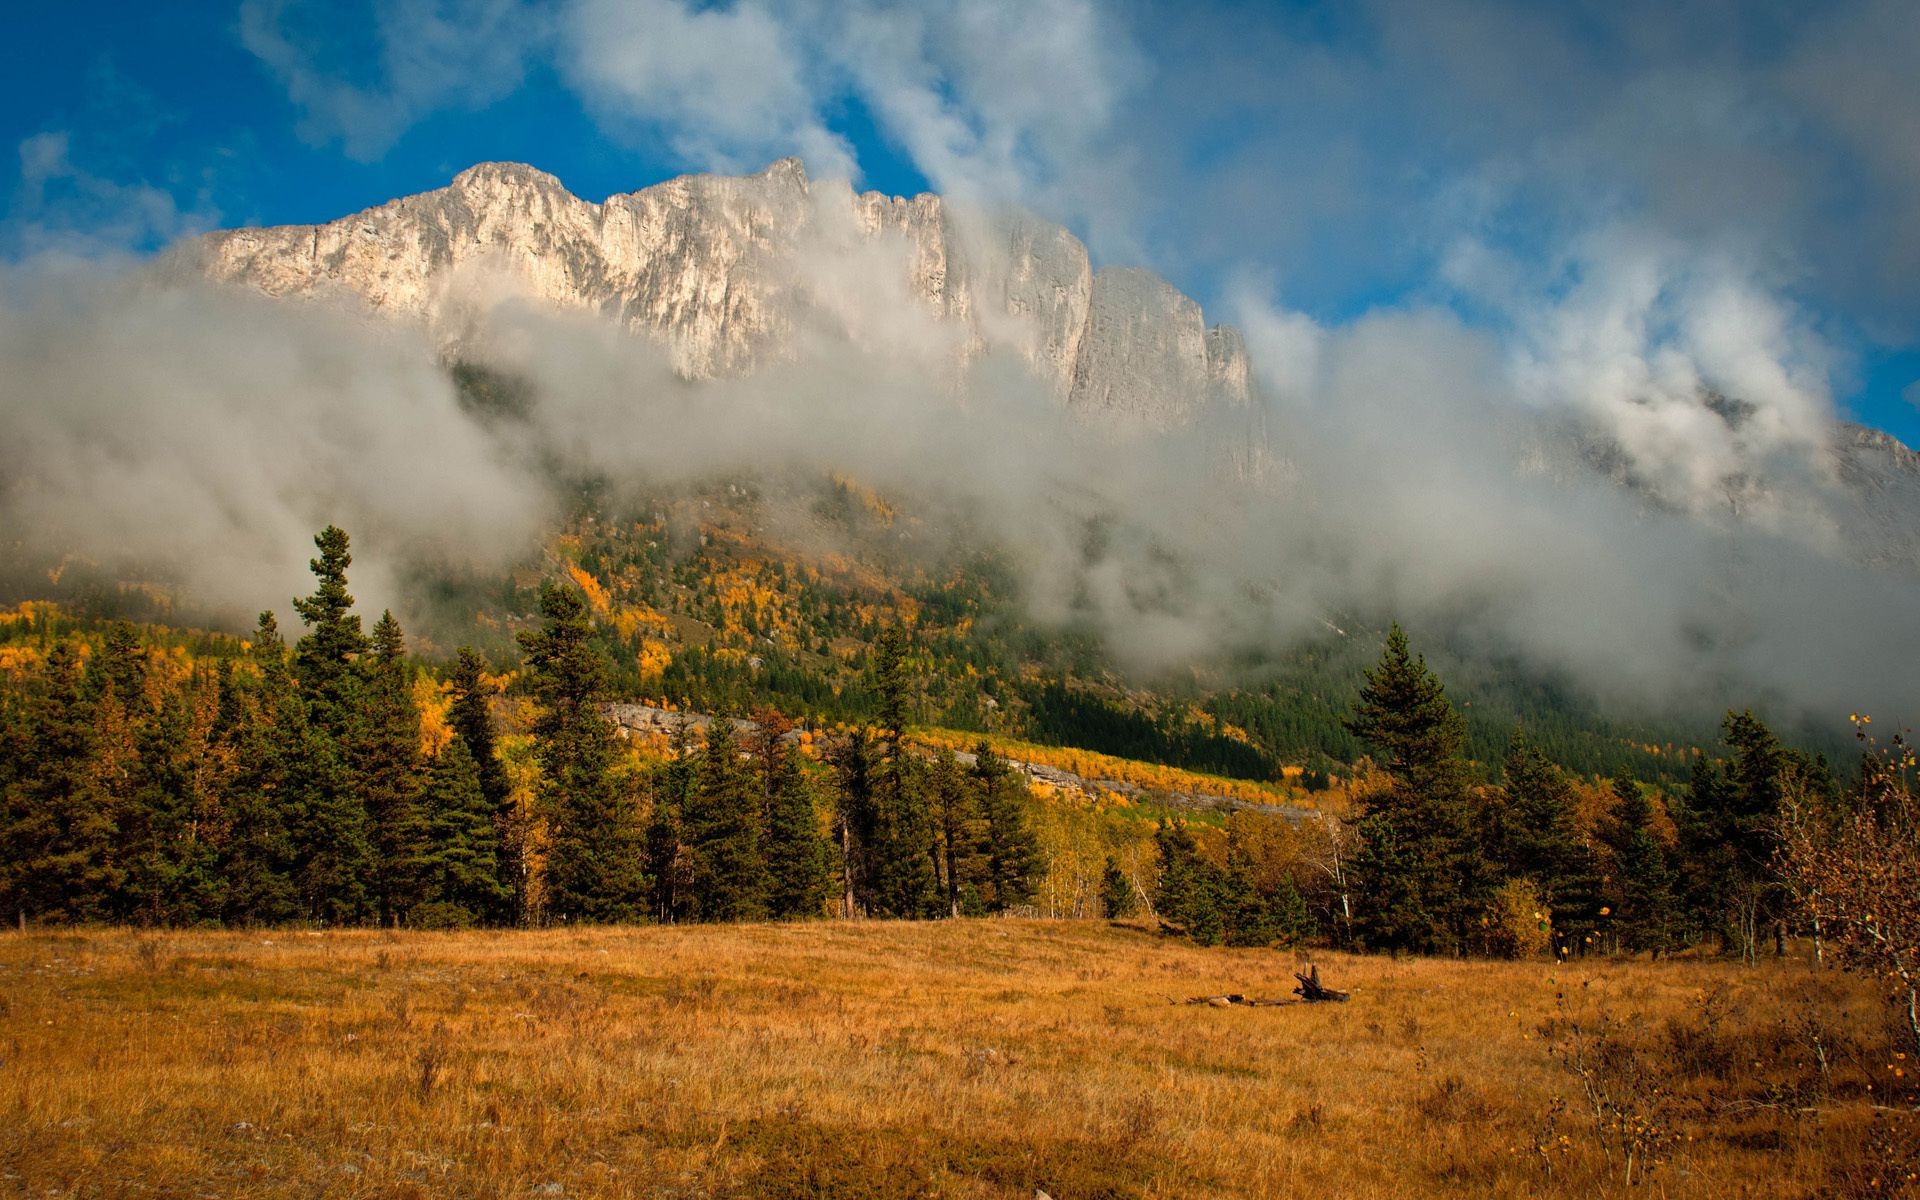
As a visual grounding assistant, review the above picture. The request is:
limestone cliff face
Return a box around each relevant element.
[180,159,1251,425]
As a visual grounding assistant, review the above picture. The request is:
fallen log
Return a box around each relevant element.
[1181,993,1297,1007]
[1292,964,1349,1002]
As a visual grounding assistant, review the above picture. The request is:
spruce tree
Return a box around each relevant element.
[284,534,375,925]
[359,611,426,925]
[447,646,519,924]
[219,614,302,925]
[1344,625,1482,953]
[1491,736,1604,956]
[762,736,832,919]
[1600,780,1678,955]
[1675,710,1821,959]
[291,526,370,737]
[0,643,115,924]
[519,582,644,923]
[414,739,510,928]
[974,745,1042,911]
[832,726,880,917]
[683,719,769,921]
[929,748,988,916]
[645,717,697,923]
[1154,819,1225,945]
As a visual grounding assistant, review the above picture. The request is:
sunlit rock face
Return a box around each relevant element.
[179,158,1250,427]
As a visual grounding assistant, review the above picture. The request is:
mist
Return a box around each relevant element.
[0,213,1912,730]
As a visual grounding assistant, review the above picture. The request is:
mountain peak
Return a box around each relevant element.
[184,160,1251,421]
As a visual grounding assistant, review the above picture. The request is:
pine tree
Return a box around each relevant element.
[832,726,880,917]
[360,610,426,925]
[645,717,697,923]
[1491,735,1604,956]
[219,614,302,925]
[0,643,115,924]
[929,748,988,916]
[448,647,515,921]
[1600,780,1678,955]
[683,719,769,921]
[1344,625,1483,954]
[1348,813,1429,953]
[1675,710,1823,960]
[762,735,831,919]
[1154,819,1225,945]
[291,526,369,731]
[413,740,510,928]
[519,582,644,923]
[974,745,1042,911]
[284,535,375,925]
[863,629,940,919]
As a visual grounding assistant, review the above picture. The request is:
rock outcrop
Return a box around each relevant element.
[177,158,1251,427]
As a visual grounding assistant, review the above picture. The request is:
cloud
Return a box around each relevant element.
[239,0,546,162]
[7,132,211,258]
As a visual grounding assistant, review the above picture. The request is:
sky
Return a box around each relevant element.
[4,0,1920,447]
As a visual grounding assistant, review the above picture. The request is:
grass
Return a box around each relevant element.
[1,922,1913,1198]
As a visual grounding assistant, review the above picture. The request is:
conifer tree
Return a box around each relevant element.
[360,610,426,925]
[645,716,697,923]
[1676,710,1823,959]
[413,739,510,928]
[754,712,830,919]
[0,643,114,924]
[219,614,302,925]
[833,726,880,917]
[684,719,769,921]
[1490,736,1604,955]
[1154,819,1225,945]
[1600,780,1678,955]
[283,535,375,925]
[929,748,987,916]
[974,745,1042,911]
[448,646,517,923]
[291,526,370,737]
[519,582,644,923]
[1344,625,1482,953]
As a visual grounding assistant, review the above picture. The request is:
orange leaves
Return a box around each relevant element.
[566,564,611,618]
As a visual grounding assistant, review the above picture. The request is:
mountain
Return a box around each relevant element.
[176,158,1251,429]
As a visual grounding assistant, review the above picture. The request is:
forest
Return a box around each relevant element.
[2,526,1910,1010]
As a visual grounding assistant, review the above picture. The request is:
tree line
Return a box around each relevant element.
[0,528,1043,928]
[1268,623,1861,964]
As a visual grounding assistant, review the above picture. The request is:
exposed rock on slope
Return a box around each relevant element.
[179,158,1250,427]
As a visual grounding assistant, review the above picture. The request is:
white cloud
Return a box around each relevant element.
[239,0,546,162]
[559,0,853,180]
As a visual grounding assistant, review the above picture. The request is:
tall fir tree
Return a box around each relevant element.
[973,745,1042,911]
[447,646,515,920]
[519,582,645,923]
[218,614,302,925]
[1600,780,1678,955]
[755,713,831,919]
[359,611,426,926]
[683,719,769,922]
[929,748,988,916]
[645,716,697,923]
[285,532,374,925]
[0,642,115,924]
[1344,625,1483,954]
[1675,710,1825,960]
[413,739,511,927]
[1489,735,1605,956]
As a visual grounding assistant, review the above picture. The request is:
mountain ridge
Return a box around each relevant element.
[175,157,1253,429]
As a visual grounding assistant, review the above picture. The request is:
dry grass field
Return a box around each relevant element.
[1,921,1913,1198]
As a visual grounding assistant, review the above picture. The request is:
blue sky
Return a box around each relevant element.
[5,0,1919,446]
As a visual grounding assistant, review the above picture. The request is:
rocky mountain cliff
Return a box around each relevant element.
[177,159,1250,428]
